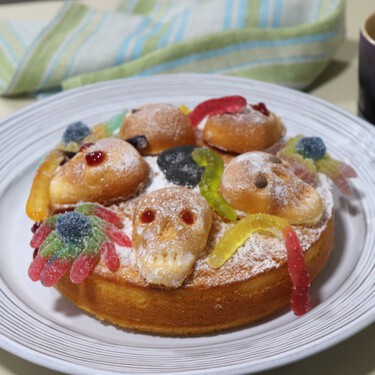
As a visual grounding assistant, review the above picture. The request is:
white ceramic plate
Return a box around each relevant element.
[0,74,374,375]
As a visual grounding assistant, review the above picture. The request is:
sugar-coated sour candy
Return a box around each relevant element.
[26,150,65,221]
[157,145,204,187]
[192,148,237,221]
[188,96,247,127]
[28,203,131,287]
[208,213,310,315]
[278,135,357,194]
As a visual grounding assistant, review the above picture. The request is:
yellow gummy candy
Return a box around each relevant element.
[26,150,65,222]
[179,104,191,115]
[208,213,289,268]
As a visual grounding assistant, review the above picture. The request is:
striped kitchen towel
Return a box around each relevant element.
[0,0,345,96]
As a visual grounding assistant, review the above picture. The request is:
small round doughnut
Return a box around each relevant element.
[219,151,323,225]
[202,104,285,154]
[119,103,196,155]
[49,138,150,210]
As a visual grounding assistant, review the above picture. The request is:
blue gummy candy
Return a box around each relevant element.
[56,212,91,244]
[295,137,326,161]
[62,122,91,144]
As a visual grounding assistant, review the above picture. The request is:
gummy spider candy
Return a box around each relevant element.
[28,203,131,287]
[278,135,357,194]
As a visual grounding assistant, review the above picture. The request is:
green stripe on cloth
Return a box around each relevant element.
[0,0,345,96]
[0,49,15,82]
[0,22,24,61]
[5,3,88,95]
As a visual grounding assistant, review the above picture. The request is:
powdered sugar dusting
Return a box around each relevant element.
[96,154,333,289]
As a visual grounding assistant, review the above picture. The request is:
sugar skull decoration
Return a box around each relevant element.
[219,151,324,225]
[132,187,213,288]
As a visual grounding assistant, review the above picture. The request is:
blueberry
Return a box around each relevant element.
[56,212,91,244]
[62,122,91,144]
[157,145,204,187]
[295,137,326,161]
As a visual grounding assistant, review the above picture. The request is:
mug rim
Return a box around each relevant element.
[362,11,375,45]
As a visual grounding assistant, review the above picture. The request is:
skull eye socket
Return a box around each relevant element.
[180,209,195,225]
[140,209,155,223]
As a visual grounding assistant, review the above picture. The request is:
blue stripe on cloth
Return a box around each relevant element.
[237,0,248,28]
[0,29,19,64]
[173,8,190,43]
[223,0,233,30]
[259,0,269,27]
[215,53,325,73]
[64,13,111,79]
[314,0,323,21]
[115,17,151,65]
[136,29,338,76]
[124,0,137,13]
[4,2,72,94]
[132,2,164,59]
[38,11,95,89]
[157,16,178,49]
[272,0,282,27]
[5,20,27,48]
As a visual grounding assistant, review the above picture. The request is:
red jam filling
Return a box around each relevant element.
[85,150,106,166]
[140,210,155,223]
[180,209,194,225]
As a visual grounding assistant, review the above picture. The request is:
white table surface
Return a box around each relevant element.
[0,1,374,374]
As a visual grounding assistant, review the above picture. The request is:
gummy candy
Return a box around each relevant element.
[208,213,310,315]
[26,150,65,221]
[192,148,237,221]
[157,145,204,187]
[188,96,247,127]
[278,135,357,194]
[295,137,326,161]
[28,203,131,286]
[125,135,148,150]
[251,102,270,116]
[62,122,91,144]
[179,104,191,115]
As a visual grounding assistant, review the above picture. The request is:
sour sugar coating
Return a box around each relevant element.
[278,135,357,195]
[28,203,131,286]
[208,213,311,315]
[295,137,326,161]
[62,122,92,144]
[157,145,204,187]
[192,148,237,222]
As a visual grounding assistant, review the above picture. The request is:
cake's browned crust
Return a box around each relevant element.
[56,214,333,336]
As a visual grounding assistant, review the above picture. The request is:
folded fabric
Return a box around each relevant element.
[0,0,345,96]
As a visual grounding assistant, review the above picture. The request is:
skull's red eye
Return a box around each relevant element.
[180,209,194,225]
[140,209,155,223]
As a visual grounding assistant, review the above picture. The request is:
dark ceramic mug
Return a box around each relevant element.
[359,12,375,124]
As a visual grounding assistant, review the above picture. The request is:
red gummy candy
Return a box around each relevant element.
[251,102,270,116]
[100,241,120,271]
[70,254,99,284]
[188,95,247,126]
[41,257,73,287]
[106,225,132,247]
[30,222,54,248]
[28,254,49,281]
[94,205,122,225]
[283,227,311,315]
